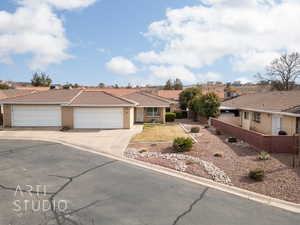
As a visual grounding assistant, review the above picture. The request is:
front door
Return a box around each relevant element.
[136,108,144,122]
[272,115,282,135]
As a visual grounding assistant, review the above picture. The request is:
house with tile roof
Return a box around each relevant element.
[219,91,300,135]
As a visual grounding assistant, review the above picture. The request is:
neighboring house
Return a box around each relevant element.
[0,89,171,129]
[156,90,182,112]
[0,89,36,120]
[220,91,300,136]
[124,92,171,123]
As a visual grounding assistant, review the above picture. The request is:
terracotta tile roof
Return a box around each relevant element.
[0,90,35,100]
[222,91,300,112]
[157,90,182,100]
[70,91,135,105]
[203,90,225,99]
[1,89,81,103]
[84,88,149,97]
[14,86,50,91]
[124,92,170,107]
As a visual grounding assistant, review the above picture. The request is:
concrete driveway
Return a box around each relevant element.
[0,140,299,225]
[0,125,142,156]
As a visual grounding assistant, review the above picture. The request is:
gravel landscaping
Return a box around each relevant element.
[127,120,300,203]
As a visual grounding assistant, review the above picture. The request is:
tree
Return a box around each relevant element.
[113,84,119,88]
[126,83,132,89]
[0,83,10,89]
[31,72,52,87]
[258,52,300,91]
[191,93,220,119]
[179,87,202,110]
[164,79,173,90]
[98,83,105,88]
[174,78,183,90]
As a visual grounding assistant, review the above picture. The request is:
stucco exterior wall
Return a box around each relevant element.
[250,112,272,135]
[281,115,296,135]
[123,107,134,129]
[61,107,73,129]
[170,103,181,112]
[3,104,11,128]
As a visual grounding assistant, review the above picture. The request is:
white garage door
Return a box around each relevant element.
[74,108,123,129]
[12,105,62,127]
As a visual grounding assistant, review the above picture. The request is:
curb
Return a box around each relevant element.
[1,136,300,214]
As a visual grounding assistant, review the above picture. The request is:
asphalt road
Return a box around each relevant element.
[0,140,299,225]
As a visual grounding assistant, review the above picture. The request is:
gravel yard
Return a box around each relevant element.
[127,120,300,203]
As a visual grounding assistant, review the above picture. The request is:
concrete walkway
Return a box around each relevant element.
[0,125,143,157]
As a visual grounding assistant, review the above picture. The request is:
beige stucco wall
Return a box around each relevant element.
[170,103,181,112]
[3,104,11,128]
[143,107,166,124]
[281,115,296,135]
[240,110,297,135]
[123,107,134,129]
[61,107,73,129]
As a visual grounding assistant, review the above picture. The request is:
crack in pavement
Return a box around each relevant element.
[172,187,209,225]
[47,160,117,225]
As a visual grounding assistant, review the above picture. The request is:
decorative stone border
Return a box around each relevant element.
[125,148,232,185]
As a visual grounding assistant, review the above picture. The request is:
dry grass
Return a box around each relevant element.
[131,123,188,142]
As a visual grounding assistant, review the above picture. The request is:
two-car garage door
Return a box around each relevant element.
[11,106,124,129]
[73,108,123,129]
[12,105,61,127]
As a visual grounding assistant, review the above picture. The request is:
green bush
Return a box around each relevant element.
[165,112,176,122]
[214,152,223,157]
[173,137,193,152]
[248,168,265,181]
[258,151,270,160]
[175,111,187,119]
[191,127,200,133]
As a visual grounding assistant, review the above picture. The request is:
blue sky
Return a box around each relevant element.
[0,0,299,86]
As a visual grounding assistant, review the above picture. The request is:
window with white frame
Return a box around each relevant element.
[145,107,160,117]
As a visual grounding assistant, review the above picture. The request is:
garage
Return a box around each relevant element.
[12,105,62,127]
[74,108,123,129]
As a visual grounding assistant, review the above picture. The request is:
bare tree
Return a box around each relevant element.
[259,52,300,90]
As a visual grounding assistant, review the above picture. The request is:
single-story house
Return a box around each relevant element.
[219,91,300,136]
[0,89,171,129]
[156,90,182,112]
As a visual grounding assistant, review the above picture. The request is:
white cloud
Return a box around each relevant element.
[233,51,281,72]
[106,57,138,75]
[19,0,96,10]
[0,0,95,69]
[135,0,300,80]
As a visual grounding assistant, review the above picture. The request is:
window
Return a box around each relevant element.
[166,107,171,113]
[145,107,160,117]
[297,118,300,134]
[244,112,249,120]
[253,112,261,123]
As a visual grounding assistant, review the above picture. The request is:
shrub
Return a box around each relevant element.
[190,127,200,133]
[173,137,193,152]
[258,151,270,160]
[214,152,223,157]
[175,111,188,119]
[166,112,176,122]
[248,168,265,181]
[227,137,237,143]
[139,149,148,153]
